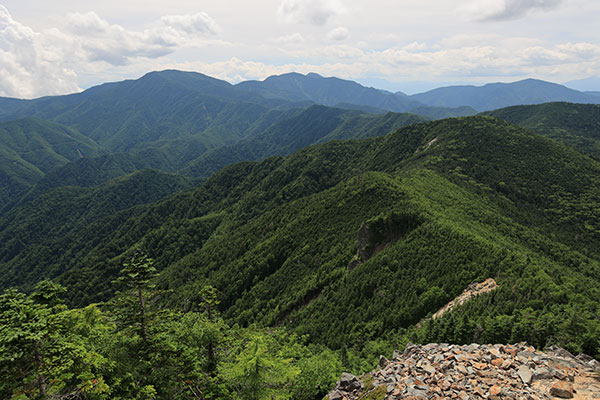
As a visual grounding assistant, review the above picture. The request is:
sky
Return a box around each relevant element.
[1,0,600,98]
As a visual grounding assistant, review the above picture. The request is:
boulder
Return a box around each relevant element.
[550,381,574,398]
[517,365,532,385]
[338,372,363,392]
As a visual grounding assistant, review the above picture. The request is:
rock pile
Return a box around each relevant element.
[327,343,600,400]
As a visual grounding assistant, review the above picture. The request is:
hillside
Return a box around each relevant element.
[0,169,193,293]
[411,79,600,111]
[1,116,598,362]
[182,105,427,178]
[0,118,104,210]
[484,102,600,159]
[1,105,424,212]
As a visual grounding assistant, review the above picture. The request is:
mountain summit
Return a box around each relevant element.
[410,79,600,111]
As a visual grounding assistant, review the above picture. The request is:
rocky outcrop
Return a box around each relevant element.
[327,343,600,400]
[431,278,498,320]
[349,212,422,270]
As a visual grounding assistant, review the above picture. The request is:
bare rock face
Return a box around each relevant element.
[326,343,600,400]
[431,278,498,320]
[353,212,422,267]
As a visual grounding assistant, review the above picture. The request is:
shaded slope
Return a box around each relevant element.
[484,102,600,159]
[0,169,193,292]
[182,105,427,178]
[0,118,104,209]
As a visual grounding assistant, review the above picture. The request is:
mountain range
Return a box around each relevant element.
[2,70,600,212]
[1,69,600,399]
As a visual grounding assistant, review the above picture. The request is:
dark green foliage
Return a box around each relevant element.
[182,105,427,178]
[1,113,600,400]
[1,275,343,399]
[0,281,110,399]
[485,102,600,159]
[0,118,104,210]
[0,169,193,293]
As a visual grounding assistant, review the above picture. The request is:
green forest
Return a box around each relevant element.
[2,114,600,399]
[1,70,600,399]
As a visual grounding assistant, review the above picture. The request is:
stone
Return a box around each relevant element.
[327,343,596,400]
[550,381,574,398]
[422,364,436,375]
[458,390,470,400]
[328,390,343,400]
[489,385,502,396]
[338,372,363,392]
[491,358,504,367]
[517,365,532,385]
[532,366,553,381]
[379,355,389,368]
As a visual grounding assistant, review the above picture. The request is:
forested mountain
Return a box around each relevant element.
[236,72,421,111]
[0,118,104,210]
[0,71,293,152]
[182,105,427,178]
[411,79,600,111]
[0,168,193,294]
[484,102,600,159]
[3,71,598,214]
[0,104,426,213]
[236,72,479,118]
[2,71,600,399]
[1,116,598,360]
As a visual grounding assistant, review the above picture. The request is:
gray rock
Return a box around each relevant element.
[328,390,343,400]
[379,355,389,368]
[338,372,363,392]
[403,343,418,357]
[545,346,577,360]
[587,359,600,371]
[465,343,480,353]
[517,365,532,385]
[576,353,594,363]
[532,366,553,381]
[422,363,436,375]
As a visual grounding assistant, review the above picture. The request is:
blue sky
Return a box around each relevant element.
[1,0,599,98]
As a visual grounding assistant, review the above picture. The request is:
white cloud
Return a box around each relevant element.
[462,0,563,21]
[0,5,79,98]
[160,13,220,35]
[327,26,349,41]
[0,5,221,98]
[62,11,221,66]
[278,0,346,26]
[273,32,306,44]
